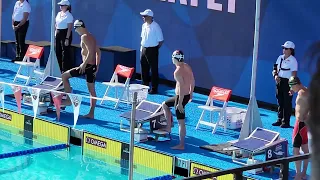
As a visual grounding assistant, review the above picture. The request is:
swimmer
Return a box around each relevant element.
[160,50,195,150]
[61,20,101,119]
[289,76,309,180]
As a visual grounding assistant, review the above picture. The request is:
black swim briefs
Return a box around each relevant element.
[164,94,191,119]
[70,64,97,83]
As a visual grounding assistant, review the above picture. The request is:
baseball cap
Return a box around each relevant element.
[57,0,70,6]
[282,41,295,49]
[172,50,184,62]
[74,20,85,29]
[140,9,154,17]
[289,76,301,86]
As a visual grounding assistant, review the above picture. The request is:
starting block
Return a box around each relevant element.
[231,128,288,174]
[23,76,64,114]
[120,100,171,142]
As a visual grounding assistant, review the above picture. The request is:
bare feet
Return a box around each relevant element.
[81,113,94,119]
[294,173,302,180]
[171,144,184,150]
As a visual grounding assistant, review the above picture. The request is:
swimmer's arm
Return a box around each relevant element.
[81,35,94,66]
[190,69,195,94]
[95,47,101,69]
[175,71,184,105]
[295,91,306,120]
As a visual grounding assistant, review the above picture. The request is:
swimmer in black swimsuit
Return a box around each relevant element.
[160,50,195,150]
[61,20,101,119]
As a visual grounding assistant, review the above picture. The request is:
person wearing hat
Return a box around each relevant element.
[61,20,101,119]
[272,41,298,128]
[160,50,195,150]
[139,9,164,94]
[11,0,31,62]
[288,76,309,180]
[55,0,74,72]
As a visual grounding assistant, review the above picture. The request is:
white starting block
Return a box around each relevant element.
[231,128,288,175]
[22,76,64,115]
[120,100,171,142]
[218,107,247,130]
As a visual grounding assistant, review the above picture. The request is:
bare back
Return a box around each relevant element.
[80,33,97,65]
[174,63,194,96]
[295,88,309,122]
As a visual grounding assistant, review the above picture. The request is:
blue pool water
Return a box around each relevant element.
[0,127,159,180]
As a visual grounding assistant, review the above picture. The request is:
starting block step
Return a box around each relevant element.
[153,130,171,141]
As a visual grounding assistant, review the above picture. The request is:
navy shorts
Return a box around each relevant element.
[164,94,190,119]
[70,64,97,83]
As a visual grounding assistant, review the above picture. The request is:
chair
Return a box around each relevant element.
[195,86,232,133]
[13,45,44,85]
[100,64,135,109]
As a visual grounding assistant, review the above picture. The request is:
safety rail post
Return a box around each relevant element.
[234,172,243,180]
[128,92,137,180]
[280,161,289,180]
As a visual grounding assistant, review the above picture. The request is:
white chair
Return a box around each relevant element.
[13,45,44,85]
[100,64,135,109]
[196,86,232,133]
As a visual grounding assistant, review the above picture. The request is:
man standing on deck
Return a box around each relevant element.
[61,20,101,119]
[160,50,195,150]
[288,76,309,180]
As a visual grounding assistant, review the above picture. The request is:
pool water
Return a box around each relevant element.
[0,126,160,180]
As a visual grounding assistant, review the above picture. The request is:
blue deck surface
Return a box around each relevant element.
[0,58,310,179]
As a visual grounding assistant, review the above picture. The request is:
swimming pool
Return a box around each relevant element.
[0,125,166,179]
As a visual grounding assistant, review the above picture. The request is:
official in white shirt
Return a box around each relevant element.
[55,0,74,72]
[272,41,298,128]
[12,0,31,62]
[140,9,164,94]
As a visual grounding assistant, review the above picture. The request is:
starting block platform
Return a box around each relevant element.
[119,100,171,142]
[231,128,288,174]
[22,76,65,115]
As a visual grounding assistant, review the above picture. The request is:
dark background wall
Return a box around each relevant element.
[2,0,320,106]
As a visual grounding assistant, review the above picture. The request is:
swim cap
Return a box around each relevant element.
[74,20,85,29]
[289,76,301,86]
[172,50,184,62]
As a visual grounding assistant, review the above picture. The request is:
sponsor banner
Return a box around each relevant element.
[133,146,174,177]
[190,162,234,180]
[83,132,122,162]
[33,118,69,144]
[27,87,41,119]
[0,110,24,129]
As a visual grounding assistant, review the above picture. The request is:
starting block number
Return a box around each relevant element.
[265,140,288,161]
[150,115,167,131]
[175,158,189,169]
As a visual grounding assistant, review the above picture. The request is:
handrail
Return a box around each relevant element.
[184,153,311,179]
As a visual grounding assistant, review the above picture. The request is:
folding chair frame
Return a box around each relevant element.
[195,86,232,134]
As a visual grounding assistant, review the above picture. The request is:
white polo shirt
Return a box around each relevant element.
[55,11,74,29]
[12,1,31,22]
[275,55,298,79]
[141,21,164,48]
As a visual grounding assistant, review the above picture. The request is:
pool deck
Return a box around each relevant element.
[0,58,310,179]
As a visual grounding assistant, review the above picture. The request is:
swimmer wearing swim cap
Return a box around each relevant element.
[61,19,101,119]
[289,76,309,180]
[160,50,195,150]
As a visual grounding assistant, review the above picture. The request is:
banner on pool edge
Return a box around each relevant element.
[0,110,24,129]
[32,118,69,144]
[83,132,122,166]
[189,162,234,180]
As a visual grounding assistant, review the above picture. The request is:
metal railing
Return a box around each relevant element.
[184,153,311,180]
